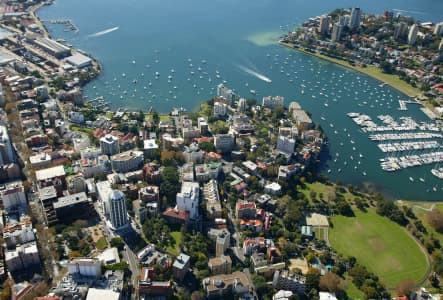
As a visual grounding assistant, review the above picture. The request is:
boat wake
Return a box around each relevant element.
[237,64,272,83]
[89,26,119,38]
[392,8,429,16]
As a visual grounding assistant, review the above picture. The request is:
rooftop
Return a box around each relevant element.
[35,165,65,181]
[53,192,89,209]
[173,253,190,270]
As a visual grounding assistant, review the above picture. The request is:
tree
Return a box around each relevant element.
[306,268,321,291]
[427,209,443,233]
[396,279,415,297]
[252,274,269,295]
[319,272,342,294]
[160,166,180,204]
[110,237,125,251]
[198,141,215,152]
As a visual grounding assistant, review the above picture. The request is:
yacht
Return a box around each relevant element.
[409,177,414,182]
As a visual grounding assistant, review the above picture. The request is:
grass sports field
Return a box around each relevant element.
[330,209,429,289]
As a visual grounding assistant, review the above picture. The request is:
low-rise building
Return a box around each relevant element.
[272,270,306,294]
[203,271,251,298]
[67,258,102,279]
[139,267,173,299]
[111,150,144,173]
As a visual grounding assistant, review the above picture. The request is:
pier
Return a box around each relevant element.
[42,19,79,34]
[380,151,443,172]
[377,141,441,153]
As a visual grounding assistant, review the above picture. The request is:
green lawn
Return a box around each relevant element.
[344,278,365,300]
[403,201,443,245]
[95,237,108,250]
[166,231,182,256]
[300,182,355,203]
[330,209,428,289]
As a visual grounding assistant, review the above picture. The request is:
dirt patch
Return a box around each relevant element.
[88,225,104,243]
[368,237,386,251]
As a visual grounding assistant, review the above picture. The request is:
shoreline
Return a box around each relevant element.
[278,40,424,100]
[30,1,103,96]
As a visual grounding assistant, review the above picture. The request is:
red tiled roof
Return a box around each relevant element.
[163,207,189,221]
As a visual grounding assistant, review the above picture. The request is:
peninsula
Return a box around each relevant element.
[279,8,443,119]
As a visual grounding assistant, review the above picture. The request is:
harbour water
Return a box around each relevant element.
[37,0,443,200]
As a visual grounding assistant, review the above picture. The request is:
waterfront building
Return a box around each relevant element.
[32,37,71,58]
[214,133,235,153]
[214,101,227,117]
[408,24,419,45]
[349,7,361,28]
[208,255,232,275]
[262,95,284,109]
[111,150,144,173]
[65,52,93,68]
[100,134,120,156]
[105,190,128,230]
[176,181,200,219]
[434,22,443,36]
[394,22,408,40]
[216,84,235,105]
[290,106,312,129]
[318,16,330,35]
[67,258,102,278]
[0,125,14,164]
[331,23,343,42]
